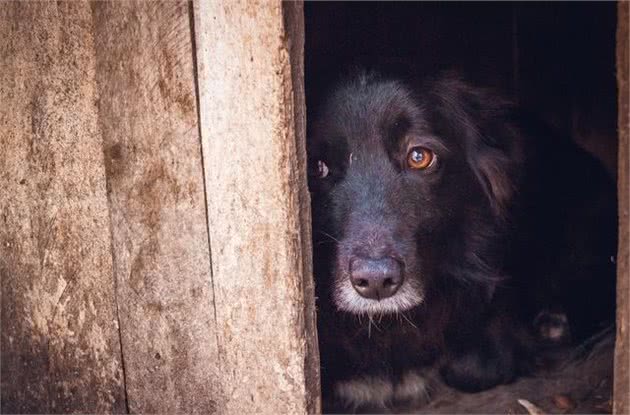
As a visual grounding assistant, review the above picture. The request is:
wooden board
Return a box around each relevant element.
[283,2,322,411]
[194,1,321,413]
[0,2,126,412]
[614,2,630,414]
[90,1,222,413]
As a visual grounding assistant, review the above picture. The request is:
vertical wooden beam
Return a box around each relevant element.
[283,2,322,411]
[90,1,221,413]
[194,1,320,413]
[0,2,126,412]
[615,2,630,414]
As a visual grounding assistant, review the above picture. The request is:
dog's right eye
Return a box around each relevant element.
[407,146,435,170]
[317,160,329,178]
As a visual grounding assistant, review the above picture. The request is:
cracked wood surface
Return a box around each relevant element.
[1,1,317,413]
[1,1,223,412]
[91,1,222,413]
[194,1,320,413]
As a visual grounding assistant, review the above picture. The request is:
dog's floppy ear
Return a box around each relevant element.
[427,75,524,216]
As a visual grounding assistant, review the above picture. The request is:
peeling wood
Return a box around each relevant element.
[0,2,126,412]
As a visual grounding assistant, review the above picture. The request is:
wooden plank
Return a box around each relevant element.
[0,2,126,412]
[90,1,222,413]
[614,2,630,414]
[283,2,322,412]
[194,1,320,413]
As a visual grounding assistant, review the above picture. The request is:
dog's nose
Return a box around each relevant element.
[350,257,403,300]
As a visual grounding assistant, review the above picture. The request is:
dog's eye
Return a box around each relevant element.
[317,160,329,178]
[407,147,435,170]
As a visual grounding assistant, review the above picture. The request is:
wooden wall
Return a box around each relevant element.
[614,3,630,413]
[0,1,319,413]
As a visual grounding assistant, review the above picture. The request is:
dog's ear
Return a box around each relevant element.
[427,75,524,216]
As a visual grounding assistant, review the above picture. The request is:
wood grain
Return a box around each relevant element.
[91,1,221,413]
[283,2,322,412]
[0,2,126,412]
[614,2,630,414]
[194,1,320,413]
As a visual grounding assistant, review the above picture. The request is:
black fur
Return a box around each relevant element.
[308,72,616,412]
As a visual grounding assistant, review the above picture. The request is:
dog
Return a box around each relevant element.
[307,72,616,412]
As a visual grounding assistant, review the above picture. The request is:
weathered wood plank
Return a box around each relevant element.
[614,2,630,414]
[283,2,322,412]
[90,1,222,413]
[194,1,320,413]
[0,2,126,413]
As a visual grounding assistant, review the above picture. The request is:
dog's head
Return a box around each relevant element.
[309,73,524,316]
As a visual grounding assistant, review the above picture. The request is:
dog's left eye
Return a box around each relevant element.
[407,147,435,170]
[317,160,329,178]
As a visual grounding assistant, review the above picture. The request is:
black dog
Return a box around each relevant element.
[307,72,616,412]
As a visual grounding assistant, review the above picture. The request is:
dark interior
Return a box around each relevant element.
[305,2,617,177]
[305,2,618,413]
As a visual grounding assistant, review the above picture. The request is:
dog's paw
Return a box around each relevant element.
[332,376,394,413]
[440,346,515,392]
[393,371,432,406]
[533,309,571,346]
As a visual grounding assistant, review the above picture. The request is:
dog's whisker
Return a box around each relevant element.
[318,230,340,243]
[370,316,383,332]
[401,312,418,330]
[316,240,335,246]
